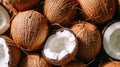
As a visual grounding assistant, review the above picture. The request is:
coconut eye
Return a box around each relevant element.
[0,4,10,34]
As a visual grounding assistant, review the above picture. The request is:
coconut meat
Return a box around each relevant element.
[43,30,76,61]
[0,38,9,67]
[0,5,10,34]
[103,21,120,60]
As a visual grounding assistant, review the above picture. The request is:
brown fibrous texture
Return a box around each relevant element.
[1,36,21,67]
[77,0,116,24]
[42,28,78,66]
[62,60,86,67]
[44,0,78,26]
[102,61,120,67]
[71,21,101,62]
[20,53,52,67]
[11,10,49,51]
[2,0,40,12]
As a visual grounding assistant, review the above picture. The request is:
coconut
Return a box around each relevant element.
[71,21,101,62]
[62,60,86,67]
[0,36,21,67]
[102,20,120,60]
[42,28,78,65]
[44,0,78,26]
[20,53,52,67]
[102,61,120,67]
[77,0,116,24]
[0,3,10,34]
[2,0,40,13]
[11,10,49,51]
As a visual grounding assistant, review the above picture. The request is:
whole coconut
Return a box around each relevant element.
[77,0,116,24]
[102,61,120,67]
[71,21,101,62]
[2,0,40,12]
[44,0,78,26]
[11,10,49,51]
[20,53,52,67]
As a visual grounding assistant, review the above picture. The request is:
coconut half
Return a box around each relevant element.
[0,4,10,34]
[103,20,120,60]
[42,28,78,65]
[0,36,21,67]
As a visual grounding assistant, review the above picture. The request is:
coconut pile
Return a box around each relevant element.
[0,0,120,67]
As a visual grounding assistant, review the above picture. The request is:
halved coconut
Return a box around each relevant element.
[42,28,78,65]
[103,20,120,60]
[0,4,10,34]
[0,36,21,67]
[20,53,52,67]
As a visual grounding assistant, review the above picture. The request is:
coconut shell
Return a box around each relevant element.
[20,53,52,67]
[11,10,49,51]
[2,0,40,12]
[71,21,101,62]
[62,60,86,67]
[44,0,78,26]
[77,0,116,24]
[42,28,78,66]
[1,36,21,67]
[102,61,120,67]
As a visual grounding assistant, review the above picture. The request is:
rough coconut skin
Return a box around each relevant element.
[62,60,86,67]
[71,21,101,62]
[11,10,49,51]
[44,0,78,26]
[102,61,120,67]
[20,53,51,67]
[42,28,78,66]
[77,0,116,24]
[1,36,21,67]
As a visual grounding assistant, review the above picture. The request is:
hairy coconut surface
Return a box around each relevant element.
[0,4,10,34]
[20,53,51,67]
[102,61,120,67]
[44,0,78,26]
[11,10,49,51]
[77,0,116,24]
[2,0,40,12]
[71,21,101,62]
[0,36,21,67]
[42,28,78,65]
[103,21,120,60]
[62,60,86,67]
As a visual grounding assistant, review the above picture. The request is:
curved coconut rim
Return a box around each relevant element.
[0,3,10,34]
[102,20,120,60]
[42,28,78,65]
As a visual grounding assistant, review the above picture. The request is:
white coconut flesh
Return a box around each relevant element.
[0,5,10,34]
[43,30,76,61]
[103,21,120,60]
[0,38,9,67]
